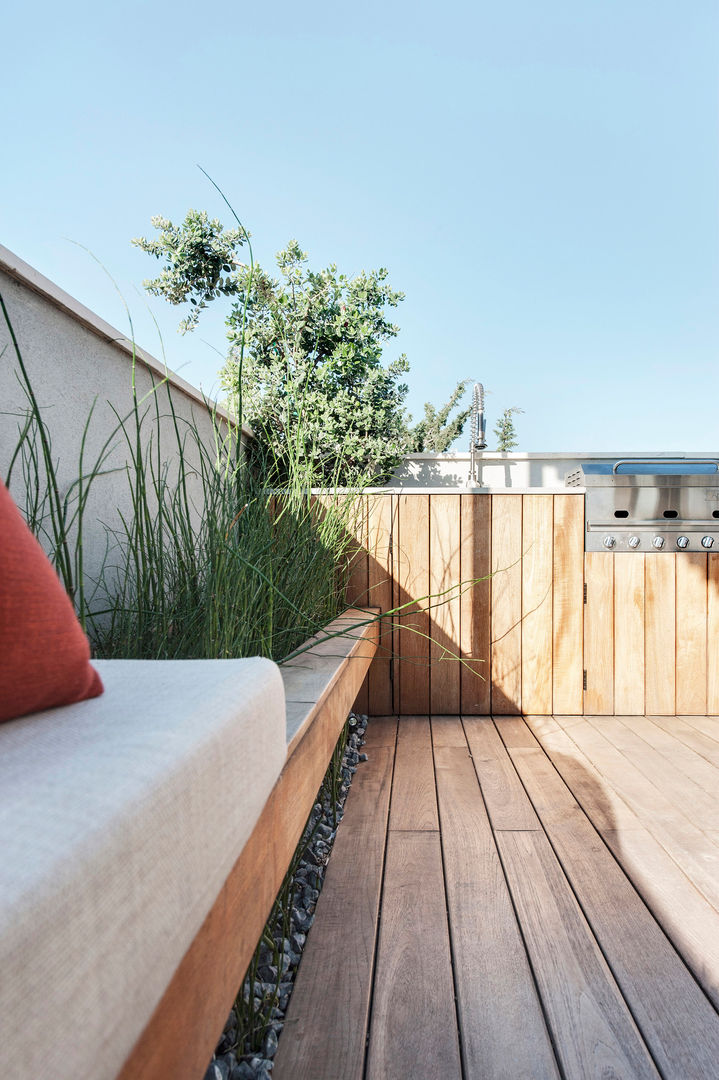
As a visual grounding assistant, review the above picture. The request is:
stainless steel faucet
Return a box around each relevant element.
[469,382,487,483]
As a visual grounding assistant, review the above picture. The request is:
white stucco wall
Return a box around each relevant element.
[0,245,251,601]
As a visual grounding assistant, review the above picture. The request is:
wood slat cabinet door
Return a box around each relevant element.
[584,553,614,715]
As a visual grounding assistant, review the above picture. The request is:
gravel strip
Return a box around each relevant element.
[204,711,369,1080]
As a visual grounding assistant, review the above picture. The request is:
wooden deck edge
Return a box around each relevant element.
[284,607,379,756]
[116,609,378,1080]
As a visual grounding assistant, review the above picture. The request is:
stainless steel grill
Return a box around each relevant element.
[565,459,719,552]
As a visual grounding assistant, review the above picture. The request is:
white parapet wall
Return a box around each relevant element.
[0,245,251,595]
[386,451,718,490]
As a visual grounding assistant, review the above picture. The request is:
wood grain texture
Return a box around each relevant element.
[558,717,719,914]
[521,495,554,714]
[525,715,719,1010]
[499,727,719,1079]
[708,555,719,713]
[429,493,461,713]
[552,495,584,715]
[584,552,614,714]
[395,494,430,715]
[431,715,468,747]
[490,495,523,714]
[345,494,368,609]
[460,494,491,714]
[653,714,719,767]
[463,717,540,830]
[614,553,645,715]
[389,717,438,831]
[645,554,676,715]
[589,716,719,830]
[618,715,719,799]
[117,615,377,1080]
[496,829,661,1080]
[675,554,708,715]
[434,745,560,1080]
[366,831,461,1080]
[366,493,395,715]
[273,742,395,1080]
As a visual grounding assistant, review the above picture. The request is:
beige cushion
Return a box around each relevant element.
[0,657,287,1080]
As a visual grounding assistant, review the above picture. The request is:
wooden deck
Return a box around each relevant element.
[273,714,719,1080]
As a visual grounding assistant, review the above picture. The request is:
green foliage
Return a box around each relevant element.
[494,406,524,452]
[134,210,473,482]
[133,210,245,333]
[221,240,411,484]
[407,379,471,452]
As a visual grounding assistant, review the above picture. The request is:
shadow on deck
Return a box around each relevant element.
[273,714,719,1080]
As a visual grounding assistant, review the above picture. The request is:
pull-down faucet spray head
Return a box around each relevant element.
[469,382,487,484]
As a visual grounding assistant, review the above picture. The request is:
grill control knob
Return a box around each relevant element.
[676,536,690,549]
[652,536,665,549]
[702,536,714,549]
[628,536,641,548]
[603,535,616,549]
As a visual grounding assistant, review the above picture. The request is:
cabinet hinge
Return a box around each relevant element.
[583,582,588,604]
[583,670,587,692]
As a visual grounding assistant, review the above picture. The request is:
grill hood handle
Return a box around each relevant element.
[612,458,719,474]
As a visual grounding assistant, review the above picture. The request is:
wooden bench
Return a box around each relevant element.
[117,608,377,1080]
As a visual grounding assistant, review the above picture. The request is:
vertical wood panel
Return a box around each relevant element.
[491,496,523,714]
[584,553,614,714]
[521,495,554,713]
[345,494,368,607]
[709,554,719,713]
[552,495,584,714]
[429,494,461,714]
[645,554,676,715]
[614,554,645,715]
[460,495,491,714]
[367,494,394,716]
[676,554,708,715]
[346,495,369,715]
[396,494,430,715]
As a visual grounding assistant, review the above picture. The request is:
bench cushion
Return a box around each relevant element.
[0,657,287,1080]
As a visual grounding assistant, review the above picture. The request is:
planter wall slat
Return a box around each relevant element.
[346,492,719,716]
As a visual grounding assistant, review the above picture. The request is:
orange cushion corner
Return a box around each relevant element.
[0,480,104,723]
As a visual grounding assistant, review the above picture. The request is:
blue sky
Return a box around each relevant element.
[2,0,718,451]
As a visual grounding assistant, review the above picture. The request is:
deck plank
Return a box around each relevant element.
[615,715,719,804]
[496,720,719,1079]
[389,717,438,831]
[366,830,461,1080]
[434,743,560,1079]
[525,715,719,1010]
[653,714,719,766]
[273,728,396,1080]
[553,716,719,911]
[463,716,540,830]
[584,715,719,830]
[497,829,661,1079]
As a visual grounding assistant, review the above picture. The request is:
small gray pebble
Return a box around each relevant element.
[204,1061,229,1080]
[230,1065,254,1080]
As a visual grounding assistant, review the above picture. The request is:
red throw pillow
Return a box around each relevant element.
[0,480,103,722]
